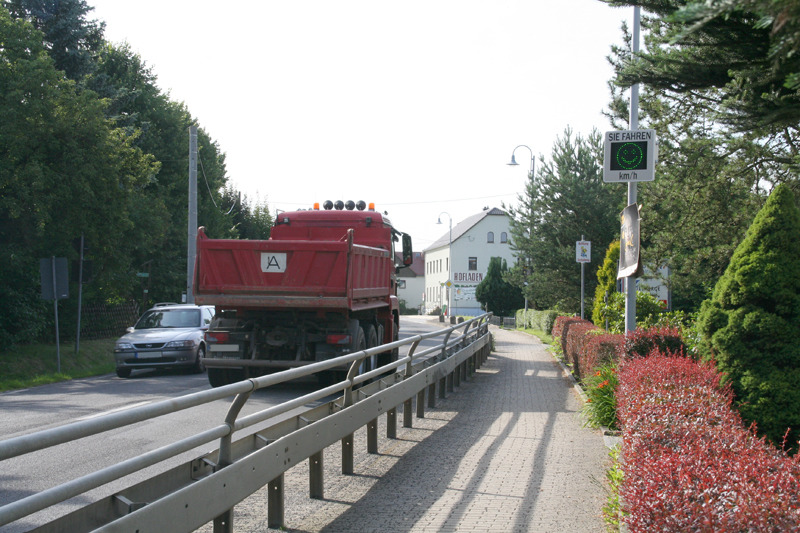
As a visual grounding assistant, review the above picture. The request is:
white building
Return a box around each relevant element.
[396,251,425,313]
[423,207,515,316]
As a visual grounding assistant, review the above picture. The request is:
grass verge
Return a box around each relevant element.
[518,327,553,345]
[0,339,116,392]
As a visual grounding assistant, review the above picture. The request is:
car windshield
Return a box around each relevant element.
[135,309,201,329]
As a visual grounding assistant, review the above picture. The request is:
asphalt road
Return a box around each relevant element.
[0,315,445,532]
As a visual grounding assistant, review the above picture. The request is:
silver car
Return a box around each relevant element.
[113,303,215,378]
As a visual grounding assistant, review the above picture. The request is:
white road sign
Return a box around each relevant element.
[603,129,657,183]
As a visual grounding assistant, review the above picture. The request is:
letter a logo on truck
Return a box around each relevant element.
[261,253,287,273]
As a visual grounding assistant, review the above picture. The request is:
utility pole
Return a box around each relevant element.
[187,126,198,304]
[625,6,641,334]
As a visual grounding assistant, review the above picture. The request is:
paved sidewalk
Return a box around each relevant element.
[219,320,610,533]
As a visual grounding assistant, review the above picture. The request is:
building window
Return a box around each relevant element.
[468,257,477,271]
[487,231,494,243]
[501,232,508,243]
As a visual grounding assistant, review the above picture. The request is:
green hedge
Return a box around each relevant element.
[515,309,559,333]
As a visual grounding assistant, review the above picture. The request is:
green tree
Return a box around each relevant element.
[697,184,800,450]
[0,7,156,345]
[592,240,620,327]
[507,128,623,312]
[601,0,800,131]
[603,10,788,311]
[228,191,274,240]
[4,0,104,81]
[475,257,524,317]
[87,42,237,305]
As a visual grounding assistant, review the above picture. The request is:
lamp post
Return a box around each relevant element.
[507,144,535,179]
[437,212,452,319]
[507,145,535,312]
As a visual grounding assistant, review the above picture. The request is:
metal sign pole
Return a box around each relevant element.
[75,234,84,355]
[625,6,641,334]
[581,235,585,320]
[51,257,61,373]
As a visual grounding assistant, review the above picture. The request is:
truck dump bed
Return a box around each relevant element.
[194,227,393,311]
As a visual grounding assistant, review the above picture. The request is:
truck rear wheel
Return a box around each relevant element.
[377,321,399,368]
[355,326,368,375]
[208,367,248,387]
[208,368,228,388]
[364,324,378,370]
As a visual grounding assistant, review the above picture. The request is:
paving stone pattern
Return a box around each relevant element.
[198,322,609,533]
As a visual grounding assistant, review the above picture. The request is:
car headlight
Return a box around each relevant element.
[165,340,196,349]
[115,343,134,351]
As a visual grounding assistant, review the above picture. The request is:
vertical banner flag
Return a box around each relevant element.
[618,204,642,279]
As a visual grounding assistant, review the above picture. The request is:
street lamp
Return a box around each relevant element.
[507,145,535,313]
[507,144,535,179]
[437,212,452,319]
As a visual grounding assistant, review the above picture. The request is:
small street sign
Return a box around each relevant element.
[603,129,657,183]
[576,241,591,263]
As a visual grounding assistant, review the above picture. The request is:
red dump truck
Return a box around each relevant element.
[193,200,413,387]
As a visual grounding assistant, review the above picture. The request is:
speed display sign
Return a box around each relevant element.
[603,129,657,183]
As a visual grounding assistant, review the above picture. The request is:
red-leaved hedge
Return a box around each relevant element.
[617,353,800,532]
[563,321,597,380]
[622,326,686,359]
[551,316,588,346]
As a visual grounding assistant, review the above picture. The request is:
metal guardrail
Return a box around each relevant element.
[0,314,493,532]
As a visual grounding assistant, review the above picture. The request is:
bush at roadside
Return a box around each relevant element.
[618,353,800,532]
[582,362,619,430]
[515,309,559,334]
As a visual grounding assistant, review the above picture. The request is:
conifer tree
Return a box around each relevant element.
[475,257,524,317]
[697,184,800,450]
[592,240,620,327]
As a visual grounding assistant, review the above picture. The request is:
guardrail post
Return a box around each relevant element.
[268,474,284,529]
[447,372,454,393]
[387,408,397,439]
[417,389,426,418]
[454,364,461,387]
[427,383,436,408]
[310,451,323,499]
[342,433,354,474]
[404,397,414,427]
[367,418,378,453]
[439,377,447,399]
[213,510,232,533]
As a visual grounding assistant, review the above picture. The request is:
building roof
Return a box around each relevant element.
[396,252,425,277]
[423,207,508,252]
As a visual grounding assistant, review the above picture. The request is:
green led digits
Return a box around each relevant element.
[610,141,647,171]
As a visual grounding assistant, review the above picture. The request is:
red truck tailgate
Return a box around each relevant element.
[194,229,392,310]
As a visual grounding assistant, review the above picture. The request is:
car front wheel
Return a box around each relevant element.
[192,345,206,374]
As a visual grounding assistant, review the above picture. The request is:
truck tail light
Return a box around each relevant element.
[326,334,351,345]
[206,331,229,343]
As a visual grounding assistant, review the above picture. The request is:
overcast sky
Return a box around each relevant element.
[88,0,630,250]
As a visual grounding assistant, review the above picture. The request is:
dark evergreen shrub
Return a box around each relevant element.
[697,184,800,450]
